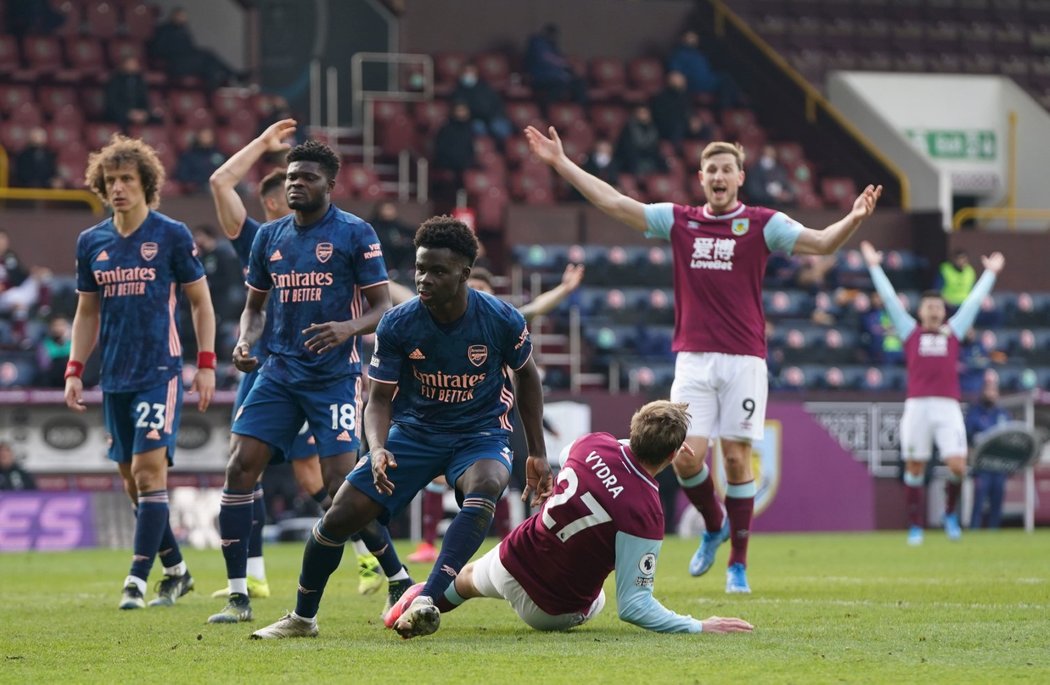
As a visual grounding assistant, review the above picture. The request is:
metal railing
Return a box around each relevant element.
[0,146,104,214]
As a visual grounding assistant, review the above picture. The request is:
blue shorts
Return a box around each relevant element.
[103,376,183,465]
[233,372,362,459]
[236,367,318,461]
[346,422,512,524]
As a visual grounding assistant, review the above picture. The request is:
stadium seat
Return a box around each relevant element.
[47,122,84,153]
[503,136,532,167]
[589,104,629,141]
[475,150,507,181]
[341,167,383,199]
[644,174,689,204]
[38,86,78,117]
[463,169,502,196]
[378,113,418,156]
[371,99,407,123]
[413,100,449,135]
[476,52,510,90]
[505,101,542,130]
[64,36,106,80]
[123,2,158,39]
[168,89,207,122]
[22,36,63,76]
[0,35,21,77]
[548,103,585,131]
[85,123,120,150]
[0,122,33,154]
[52,0,83,36]
[474,186,509,231]
[627,57,663,98]
[85,2,120,38]
[821,177,858,211]
[588,57,627,100]
[0,84,33,115]
[211,89,254,123]
[434,52,469,89]
[510,167,553,203]
[9,102,43,126]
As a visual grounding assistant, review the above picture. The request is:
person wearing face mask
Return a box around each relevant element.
[965,373,1011,529]
[573,140,619,201]
[35,314,73,387]
[450,64,512,144]
[744,146,796,208]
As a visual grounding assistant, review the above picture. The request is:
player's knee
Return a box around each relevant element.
[462,474,506,499]
[226,437,266,488]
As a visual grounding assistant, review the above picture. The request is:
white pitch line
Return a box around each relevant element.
[689,596,1050,611]
[790,576,1048,586]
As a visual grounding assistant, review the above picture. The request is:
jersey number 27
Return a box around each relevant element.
[541,466,612,542]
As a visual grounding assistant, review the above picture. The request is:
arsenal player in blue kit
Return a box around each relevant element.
[66,135,216,610]
[251,216,553,640]
[208,140,396,624]
[389,401,753,637]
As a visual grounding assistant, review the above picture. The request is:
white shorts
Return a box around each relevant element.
[470,544,605,631]
[900,397,967,462]
[670,352,768,442]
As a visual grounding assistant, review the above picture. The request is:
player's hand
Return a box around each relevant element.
[675,441,695,461]
[64,376,86,413]
[191,368,215,412]
[371,448,397,496]
[522,455,554,507]
[259,118,297,153]
[525,125,566,167]
[560,263,585,292]
[303,321,356,355]
[982,252,1005,274]
[700,616,754,633]
[850,184,882,221]
[232,340,258,373]
[859,240,882,267]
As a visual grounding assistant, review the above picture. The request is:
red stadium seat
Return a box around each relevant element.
[39,86,78,116]
[505,101,542,130]
[0,84,34,114]
[51,103,84,126]
[211,89,254,122]
[107,37,145,69]
[64,36,106,79]
[562,119,595,152]
[473,186,508,231]
[775,142,805,169]
[413,100,449,135]
[52,0,83,36]
[617,173,646,203]
[128,124,171,151]
[340,167,383,199]
[472,135,497,157]
[627,57,664,97]
[821,177,858,211]
[10,102,43,126]
[589,104,629,140]
[720,109,758,137]
[181,107,216,131]
[123,3,158,39]
[378,114,418,156]
[681,140,708,168]
[475,150,507,181]
[169,89,208,122]
[85,2,120,38]
[0,122,33,154]
[224,107,258,133]
[463,169,502,196]
[645,174,690,205]
[0,36,21,76]
[588,57,627,100]
[503,136,532,167]
[547,103,585,131]
[85,123,121,150]
[172,125,198,152]
[22,36,63,75]
[476,52,510,90]
[371,99,407,123]
[47,123,83,153]
[434,52,469,88]
[216,127,252,157]
[510,167,552,202]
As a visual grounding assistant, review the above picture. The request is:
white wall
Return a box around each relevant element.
[151,0,247,71]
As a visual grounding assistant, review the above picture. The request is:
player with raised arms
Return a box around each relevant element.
[208,140,397,624]
[387,400,754,638]
[67,134,216,609]
[526,125,881,592]
[251,216,552,639]
[861,240,1004,545]
[208,120,408,600]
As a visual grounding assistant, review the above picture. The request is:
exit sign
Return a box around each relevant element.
[905,129,997,160]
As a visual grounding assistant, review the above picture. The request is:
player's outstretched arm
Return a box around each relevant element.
[513,356,552,506]
[364,378,397,495]
[184,278,216,412]
[303,282,392,355]
[519,264,584,323]
[860,240,917,339]
[525,126,648,233]
[792,184,883,255]
[209,118,297,238]
[949,252,1005,339]
[64,292,100,413]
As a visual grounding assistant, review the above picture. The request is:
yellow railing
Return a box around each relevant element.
[0,145,104,214]
[709,0,911,210]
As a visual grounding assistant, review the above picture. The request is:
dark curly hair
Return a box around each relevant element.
[414,215,479,265]
[286,139,341,181]
[84,134,165,209]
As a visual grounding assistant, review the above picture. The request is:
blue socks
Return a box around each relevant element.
[425,492,497,611]
[130,490,170,582]
[218,489,255,584]
[248,483,265,559]
[296,522,348,619]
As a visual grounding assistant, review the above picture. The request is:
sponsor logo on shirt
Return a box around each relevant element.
[94,265,157,298]
[315,242,333,263]
[687,221,701,229]
[96,250,110,261]
[363,242,383,260]
[412,367,486,403]
[514,324,529,351]
[270,249,284,262]
[409,348,426,360]
[273,270,334,303]
[140,242,158,261]
[690,237,736,271]
[918,333,949,357]
[370,354,380,367]
[467,344,488,367]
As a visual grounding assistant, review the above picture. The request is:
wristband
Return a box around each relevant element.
[64,360,84,379]
[197,351,217,370]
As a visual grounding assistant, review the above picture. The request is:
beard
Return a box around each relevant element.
[288,194,324,213]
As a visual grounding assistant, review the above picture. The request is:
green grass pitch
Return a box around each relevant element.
[1,531,1047,684]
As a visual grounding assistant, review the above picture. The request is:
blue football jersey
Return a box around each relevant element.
[369,289,534,434]
[75,211,206,392]
[230,216,274,359]
[246,204,388,387]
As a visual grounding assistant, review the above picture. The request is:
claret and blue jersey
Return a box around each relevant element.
[75,210,206,393]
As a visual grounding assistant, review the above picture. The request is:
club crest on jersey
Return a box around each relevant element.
[467,344,488,367]
[140,242,158,261]
[731,218,750,236]
[316,242,333,263]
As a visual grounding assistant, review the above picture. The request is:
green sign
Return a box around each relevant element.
[905,129,997,160]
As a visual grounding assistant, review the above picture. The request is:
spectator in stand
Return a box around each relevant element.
[369,201,416,279]
[0,229,50,346]
[35,314,72,388]
[13,127,59,189]
[104,57,156,129]
[0,230,28,293]
[683,111,716,143]
[433,101,476,185]
[524,23,586,107]
[149,7,241,90]
[667,30,741,109]
[175,129,227,193]
[934,249,976,310]
[451,64,513,145]
[966,373,1010,529]
[571,140,619,201]
[744,145,796,208]
[615,105,667,176]
[0,441,36,491]
[650,71,691,148]
[6,0,63,35]
[192,224,243,323]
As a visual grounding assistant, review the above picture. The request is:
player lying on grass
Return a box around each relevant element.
[387,400,754,638]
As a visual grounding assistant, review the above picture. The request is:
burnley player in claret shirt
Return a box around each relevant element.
[861,240,1004,546]
[67,134,216,610]
[527,125,881,593]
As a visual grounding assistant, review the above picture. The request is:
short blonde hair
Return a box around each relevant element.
[629,400,691,466]
[700,141,745,171]
[84,134,165,209]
